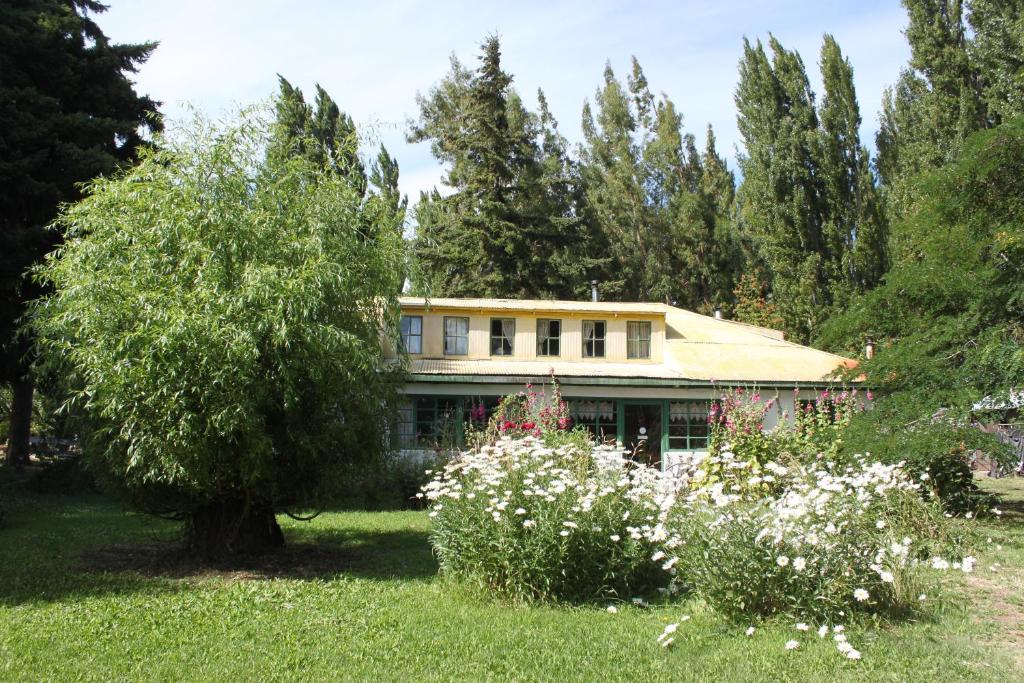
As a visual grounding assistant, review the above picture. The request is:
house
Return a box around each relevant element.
[386,296,859,471]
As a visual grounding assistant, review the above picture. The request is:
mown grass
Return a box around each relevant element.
[0,470,1021,682]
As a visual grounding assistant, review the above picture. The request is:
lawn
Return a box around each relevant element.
[0,473,1021,682]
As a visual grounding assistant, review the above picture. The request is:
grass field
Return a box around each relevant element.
[1,472,1021,682]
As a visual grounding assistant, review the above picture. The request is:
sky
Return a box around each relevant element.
[98,0,912,205]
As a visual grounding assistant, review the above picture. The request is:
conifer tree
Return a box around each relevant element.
[0,0,160,466]
[409,36,586,299]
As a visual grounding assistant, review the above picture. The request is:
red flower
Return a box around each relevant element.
[520,422,536,431]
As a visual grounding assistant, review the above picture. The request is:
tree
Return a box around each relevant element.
[735,36,827,341]
[409,36,593,299]
[873,0,1022,218]
[31,108,407,557]
[269,76,366,194]
[734,34,886,340]
[579,59,738,309]
[817,35,887,295]
[967,0,1024,122]
[0,0,159,467]
[820,117,1024,414]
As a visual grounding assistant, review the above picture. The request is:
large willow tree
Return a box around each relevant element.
[32,108,406,557]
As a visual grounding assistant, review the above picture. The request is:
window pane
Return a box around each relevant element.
[583,321,605,357]
[491,318,514,356]
[627,321,651,358]
[537,319,560,356]
[445,317,468,355]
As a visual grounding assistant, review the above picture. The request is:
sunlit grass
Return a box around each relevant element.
[0,471,1020,681]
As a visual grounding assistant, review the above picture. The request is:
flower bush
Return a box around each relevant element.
[421,436,676,602]
[666,449,968,622]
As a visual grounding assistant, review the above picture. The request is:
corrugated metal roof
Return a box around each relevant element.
[660,307,856,383]
[399,298,857,385]
[398,296,668,315]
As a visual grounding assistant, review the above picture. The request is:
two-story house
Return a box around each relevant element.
[386,297,858,471]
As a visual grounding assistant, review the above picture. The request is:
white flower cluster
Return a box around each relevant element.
[421,436,679,601]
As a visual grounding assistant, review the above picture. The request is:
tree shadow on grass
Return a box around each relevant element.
[0,485,438,607]
[76,528,438,583]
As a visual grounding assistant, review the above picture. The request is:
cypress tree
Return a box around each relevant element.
[735,36,826,341]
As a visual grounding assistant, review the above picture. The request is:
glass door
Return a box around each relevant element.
[623,403,662,467]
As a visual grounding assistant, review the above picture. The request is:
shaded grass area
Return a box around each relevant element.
[0,470,1021,681]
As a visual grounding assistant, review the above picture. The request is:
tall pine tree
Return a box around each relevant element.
[0,0,160,466]
[409,36,587,299]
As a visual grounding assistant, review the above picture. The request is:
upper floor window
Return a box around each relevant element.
[627,321,651,359]
[444,316,469,355]
[399,315,422,354]
[490,318,515,356]
[537,319,561,356]
[582,320,606,358]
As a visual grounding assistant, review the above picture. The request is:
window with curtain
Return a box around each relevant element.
[444,316,469,355]
[399,315,422,354]
[582,320,606,358]
[536,319,561,356]
[569,400,617,443]
[668,401,710,450]
[627,321,651,359]
[490,318,515,356]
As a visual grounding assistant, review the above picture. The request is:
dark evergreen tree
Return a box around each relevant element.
[0,0,160,466]
[409,36,586,299]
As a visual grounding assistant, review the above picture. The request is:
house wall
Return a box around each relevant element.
[393,308,666,363]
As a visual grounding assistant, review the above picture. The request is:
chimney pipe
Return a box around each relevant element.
[865,337,875,360]
[591,280,599,303]
[714,307,723,320]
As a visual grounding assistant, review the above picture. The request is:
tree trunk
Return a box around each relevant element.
[184,499,284,559]
[6,373,34,468]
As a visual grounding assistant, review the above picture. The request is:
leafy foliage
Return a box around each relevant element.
[580,59,739,310]
[734,35,885,341]
[30,106,407,555]
[820,119,1024,413]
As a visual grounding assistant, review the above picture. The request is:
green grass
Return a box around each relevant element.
[1,472,1022,682]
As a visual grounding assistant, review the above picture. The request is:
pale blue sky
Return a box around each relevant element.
[100,0,911,204]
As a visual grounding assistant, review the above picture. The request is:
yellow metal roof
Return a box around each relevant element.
[660,307,857,382]
[399,297,857,385]
[398,296,667,316]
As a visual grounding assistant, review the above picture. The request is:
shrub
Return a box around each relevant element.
[668,451,970,623]
[422,436,674,602]
[839,405,1007,514]
[700,387,864,491]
